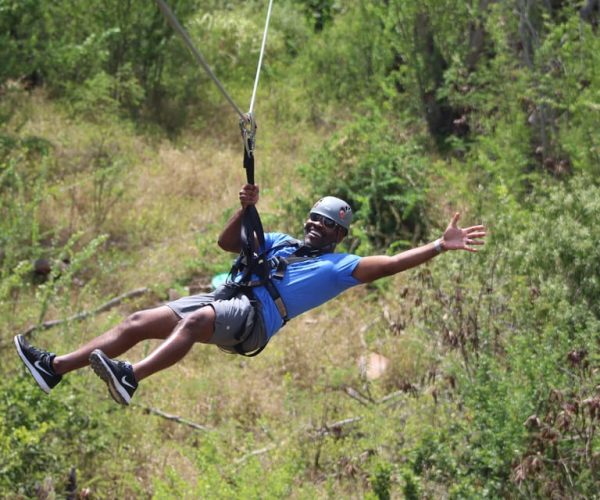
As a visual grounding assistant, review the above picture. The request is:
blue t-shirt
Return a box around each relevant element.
[251,232,362,339]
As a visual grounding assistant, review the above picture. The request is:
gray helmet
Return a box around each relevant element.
[310,196,353,231]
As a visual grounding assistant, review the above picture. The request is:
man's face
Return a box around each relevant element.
[303,212,343,248]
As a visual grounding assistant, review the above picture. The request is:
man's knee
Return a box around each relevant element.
[120,309,172,336]
[121,311,149,332]
[180,307,215,342]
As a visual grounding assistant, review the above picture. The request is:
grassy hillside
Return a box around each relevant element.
[2,1,599,497]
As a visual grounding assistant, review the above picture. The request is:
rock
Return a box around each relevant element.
[358,352,390,381]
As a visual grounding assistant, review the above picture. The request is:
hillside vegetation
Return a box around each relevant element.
[1,1,599,497]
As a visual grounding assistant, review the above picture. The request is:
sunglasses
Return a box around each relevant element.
[309,213,337,229]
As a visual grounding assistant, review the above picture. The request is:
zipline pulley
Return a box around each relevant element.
[239,113,257,160]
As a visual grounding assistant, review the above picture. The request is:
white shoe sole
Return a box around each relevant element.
[89,350,131,405]
[14,336,51,394]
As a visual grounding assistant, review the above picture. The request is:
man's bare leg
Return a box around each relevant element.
[132,305,215,381]
[52,306,180,375]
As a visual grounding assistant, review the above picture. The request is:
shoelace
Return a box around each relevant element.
[28,343,52,361]
[113,360,137,384]
[29,347,57,375]
[115,359,131,370]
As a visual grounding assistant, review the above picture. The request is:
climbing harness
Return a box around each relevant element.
[156,0,282,356]
[228,239,325,345]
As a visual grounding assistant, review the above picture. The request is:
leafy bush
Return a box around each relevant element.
[298,109,430,252]
[0,376,119,497]
[293,3,387,106]
[402,176,600,496]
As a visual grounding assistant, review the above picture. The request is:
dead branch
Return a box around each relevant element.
[137,404,212,432]
[236,416,365,465]
[344,387,373,406]
[20,287,151,337]
[378,390,405,404]
[234,443,279,465]
[312,416,363,438]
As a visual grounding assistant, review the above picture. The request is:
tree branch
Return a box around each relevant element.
[137,404,212,432]
[312,416,363,438]
[234,415,365,465]
[344,387,373,406]
[234,444,278,465]
[20,287,151,337]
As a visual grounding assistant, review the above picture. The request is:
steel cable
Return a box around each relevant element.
[249,0,274,115]
[155,0,245,119]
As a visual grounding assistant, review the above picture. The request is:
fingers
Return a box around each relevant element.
[239,184,259,207]
[451,212,460,228]
[462,232,486,253]
[464,225,486,234]
[465,238,485,245]
[442,212,487,253]
[241,183,259,192]
[466,230,486,238]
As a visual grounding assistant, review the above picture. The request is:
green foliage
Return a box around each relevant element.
[293,0,342,32]
[401,467,421,499]
[533,12,600,175]
[1,0,600,497]
[516,176,600,320]
[369,460,392,500]
[298,109,430,252]
[0,150,51,273]
[401,175,600,496]
[0,0,315,131]
[69,68,144,120]
[152,432,308,498]
[0,376,119,497]
[292,2,387,106]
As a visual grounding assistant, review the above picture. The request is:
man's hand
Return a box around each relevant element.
[442,213,486,252]
[239,184,259,208]
[218,184,260,253]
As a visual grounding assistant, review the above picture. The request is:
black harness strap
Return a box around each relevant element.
[227,234,325,356]
[241,132,265,258]
[231,119,325,355]
[233,242,322,317]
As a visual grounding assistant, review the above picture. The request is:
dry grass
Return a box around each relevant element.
[3,92,439,497]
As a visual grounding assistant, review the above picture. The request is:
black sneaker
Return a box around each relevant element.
[89,349,138,405]
[14,334,62,394]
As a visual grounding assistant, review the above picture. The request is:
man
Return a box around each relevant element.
[14,184,486,405]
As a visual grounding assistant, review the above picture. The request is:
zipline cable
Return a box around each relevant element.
[155,0,245,120]
[248,0,274,115]
[154,0,270,262]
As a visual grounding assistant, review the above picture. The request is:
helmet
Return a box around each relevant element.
[310,196,353,231]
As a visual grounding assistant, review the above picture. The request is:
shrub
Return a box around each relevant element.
[297,109,430,253]
[404,175,600,496]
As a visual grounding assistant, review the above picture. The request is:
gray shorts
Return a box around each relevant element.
[166,284,267,354]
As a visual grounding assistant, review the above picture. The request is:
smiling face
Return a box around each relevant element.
[303,213,346,250]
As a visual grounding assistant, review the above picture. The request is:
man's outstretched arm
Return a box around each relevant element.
[352,213,486,283]
[217,184,260,253]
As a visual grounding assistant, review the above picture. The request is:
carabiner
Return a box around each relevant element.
[240,112,257,156]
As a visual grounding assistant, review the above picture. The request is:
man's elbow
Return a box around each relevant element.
[217,237,240,254]
[217,236,231,252]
